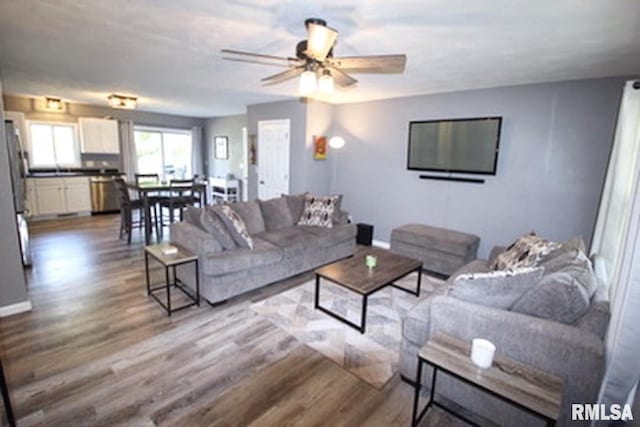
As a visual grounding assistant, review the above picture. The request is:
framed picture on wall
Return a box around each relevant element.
[314,135,327,160]
[214,136,229,159]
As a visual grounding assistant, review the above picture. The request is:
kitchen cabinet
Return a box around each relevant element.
[27,177,91,216]
[79,118,120,154]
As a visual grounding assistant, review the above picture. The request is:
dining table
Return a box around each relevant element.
[126,180,208,245]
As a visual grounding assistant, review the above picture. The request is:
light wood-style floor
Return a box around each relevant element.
[0,215,464,426]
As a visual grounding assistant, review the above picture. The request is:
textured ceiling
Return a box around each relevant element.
[0,0,639,118]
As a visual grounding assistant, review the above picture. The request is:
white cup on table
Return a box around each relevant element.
[471,338,496,368]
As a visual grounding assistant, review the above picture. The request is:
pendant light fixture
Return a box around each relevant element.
[318,70,334,95]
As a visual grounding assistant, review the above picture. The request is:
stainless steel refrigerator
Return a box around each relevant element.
[4,120,31,267]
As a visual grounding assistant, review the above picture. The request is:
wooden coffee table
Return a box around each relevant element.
[314,247,422,334]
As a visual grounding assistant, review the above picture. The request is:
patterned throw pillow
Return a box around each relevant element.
[217,205,254,249]
[490,232,561,271]
[297,194,340,228]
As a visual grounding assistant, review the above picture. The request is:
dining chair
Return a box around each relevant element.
[113,177,159,244]
[135,173,162,219]
[158,178,198,227]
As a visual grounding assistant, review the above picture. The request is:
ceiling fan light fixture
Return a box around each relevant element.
[299,70,317,97]
[318,70,334,94]
[306,23,338,61]
[108,94,137,109]
[44,97,63,111]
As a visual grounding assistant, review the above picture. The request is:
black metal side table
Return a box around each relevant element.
[144,243,200,316]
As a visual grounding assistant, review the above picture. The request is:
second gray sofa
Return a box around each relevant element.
[170,194,356,304]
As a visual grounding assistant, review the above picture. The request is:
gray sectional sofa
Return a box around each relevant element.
[170,194,356,304]
[400,241,610,426]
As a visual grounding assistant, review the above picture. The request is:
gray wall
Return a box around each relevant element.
[330,77,624,257]
[204,114,246,179]
[0,80,29,308]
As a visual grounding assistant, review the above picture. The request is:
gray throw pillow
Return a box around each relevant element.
[297,194,340,228]
[511,271,592,324]
[228,200,265,234]
[183,206,204,230]
[283,193,308,223]
[260,196,294,231]
[449,267,544,309]
[200,208,237,250]
[217,205,254,249]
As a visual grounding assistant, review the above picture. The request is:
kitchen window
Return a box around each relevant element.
[27,121,81,168]
[134,127,192,179]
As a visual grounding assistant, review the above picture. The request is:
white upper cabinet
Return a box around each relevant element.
[79,118,120,154]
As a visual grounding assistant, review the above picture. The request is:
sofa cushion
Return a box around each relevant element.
[298,194,340,228]
[200,237,283,276]
[255,227,322,257]
[217,205,254,249]
[260,196,294,231]
[298,224,357,246]
[283,193,307,223]
[229,200,266,234]
[510,270,593,324]
[200,207,237,250]
[490,232,560,270]
[449,267,544,309]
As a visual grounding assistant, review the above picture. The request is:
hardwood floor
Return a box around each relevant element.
[0,215,463,426]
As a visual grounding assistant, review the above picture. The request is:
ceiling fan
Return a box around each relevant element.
[221,18,407,96]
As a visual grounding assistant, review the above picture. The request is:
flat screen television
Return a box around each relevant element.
[407,116,502,175]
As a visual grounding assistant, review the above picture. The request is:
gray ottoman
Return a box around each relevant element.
[390,224,480,276]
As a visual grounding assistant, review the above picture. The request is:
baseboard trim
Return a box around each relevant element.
[0,300,32,317]
[372,240,390,249]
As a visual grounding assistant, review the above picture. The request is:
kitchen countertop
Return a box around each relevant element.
[27,169,122,178]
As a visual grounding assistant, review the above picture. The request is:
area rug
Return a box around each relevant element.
[250,272,446,389]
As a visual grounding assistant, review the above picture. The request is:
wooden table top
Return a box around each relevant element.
[145,243,198,266]
[314,247,422,295]
[420,334,563,421]
[126,181,206,192]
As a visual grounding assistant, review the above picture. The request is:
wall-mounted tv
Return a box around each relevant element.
[407,116,502,175]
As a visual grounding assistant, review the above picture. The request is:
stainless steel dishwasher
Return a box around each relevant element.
[90,176,120,213]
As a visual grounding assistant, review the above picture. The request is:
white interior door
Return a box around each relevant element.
[257,119,290,200]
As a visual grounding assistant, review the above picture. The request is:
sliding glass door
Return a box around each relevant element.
[134,127,192,179]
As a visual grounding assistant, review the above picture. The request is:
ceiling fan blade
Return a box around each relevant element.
[326,55,407,73]
[327,67,358,87]
[222,57,294,68]
[305,23,338,62]
[261,67,304,86]
[221,49,297,63]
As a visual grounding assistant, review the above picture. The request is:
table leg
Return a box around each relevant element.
[143,193,151,245]
[165,265,171,316]
[145,251,150,295]
[314,275,320,309]
[360,294,368,334]
[412,358,423,427]
[195,260,200,306]
[416,267,422,297]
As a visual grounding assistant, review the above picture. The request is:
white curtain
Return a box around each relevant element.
[119,120,136,181]
[593,80,640,408]
[191,126,203,177]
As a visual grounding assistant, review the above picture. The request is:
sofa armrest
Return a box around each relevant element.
[335,209,351,225]
[429,296,605,423]
[170,222,223,256]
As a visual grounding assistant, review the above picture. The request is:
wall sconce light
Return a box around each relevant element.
[329,136,345,149]
[108,94,137,109]
[44,97,64,111]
